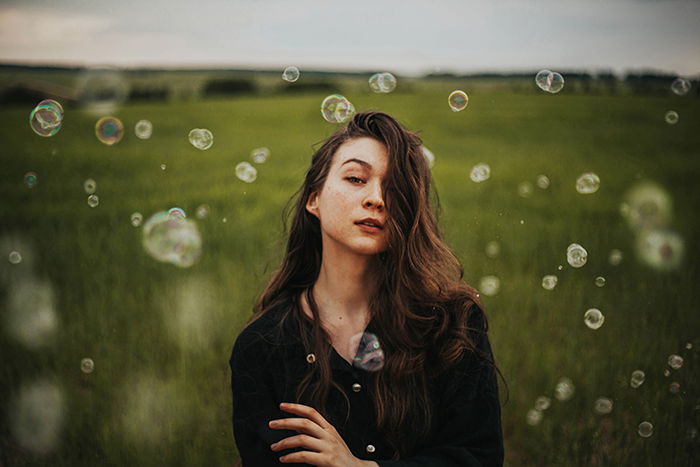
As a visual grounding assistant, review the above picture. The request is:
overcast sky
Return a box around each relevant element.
[0,0,698,76]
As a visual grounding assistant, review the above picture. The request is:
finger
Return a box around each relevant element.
[278,402,331,429]
[278,450,324,465]
[269,417,326,438]
[271,434,324,453]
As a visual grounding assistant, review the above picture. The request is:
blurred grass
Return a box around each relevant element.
[1,79,699,466]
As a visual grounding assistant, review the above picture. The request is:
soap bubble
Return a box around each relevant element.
[534,396,551,411]
[24,171,38,188]
[95,117,124,145]
[369,72,397,93]
[636,229,684,271]
[4,276,58,348]
[160,164,166,171]
[421,146,435,169]
[638,421,653,438]
[9,251,22,264]
[665,111,679,125]
[670,78,691,96]
[75,67,129,115]
[518,181,534,198]
[664,369,671,377]
[669,382,681,394]
[142,211,202,268]
[448,90,468,112]
[321,94,355,123]
[250,147,270,164]
[168,207,186,219]
[594,397,613,415]
[554,377,575,401]
[188,128,213,150]
[621,182,672,232]
[8,380,65,454]
[668,354,683,369]
[584,308,605,330]
[485,240,500,258]
[29,99,63,137]
[87,195,99,208]
[541,275,558,290]
[282,66,300,83]
[630,370,645,388]
[83,178,96,194]
[535,70,565,93]
[80,358,94,374]
[566,243,588,268]
[609,249,623,265]
[135,120,153,139]
[548,73,565,93]
[594,276,606,287]
[350,332,385,372]
[470,163,491,182]
[195,204,210,219]
[576,173,600,194]
[479,275,500,296]
[131,212,143,227]
[536,174,550,189]
[526,409,543,426]
[235,162,258,183]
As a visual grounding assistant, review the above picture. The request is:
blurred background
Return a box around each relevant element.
[1,0,699,465]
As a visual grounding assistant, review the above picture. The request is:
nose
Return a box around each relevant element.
[363,182,384,210]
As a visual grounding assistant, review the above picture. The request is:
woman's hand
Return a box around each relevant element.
[269,402,377,467]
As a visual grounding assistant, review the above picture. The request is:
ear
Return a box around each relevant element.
[305,191,320,218]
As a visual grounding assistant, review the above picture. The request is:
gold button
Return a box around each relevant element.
[306,353,316,364]
[366,444,375,453]
[352,383,361,393]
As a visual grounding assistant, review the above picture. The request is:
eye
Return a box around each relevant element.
[346,176,365,184]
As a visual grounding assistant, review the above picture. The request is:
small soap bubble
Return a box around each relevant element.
[320,94,355,123]
[142,211,202,268]
[557,265,563,271]
[485,240,500,258]
[24,172,38,188]
[195,204,210,219]
[95,117,124,145]
[519,220,525,225]
[534,396,551,411]
[160,164,166,171]
[369,72,397,93]
[554,377,575,401]
[630,370,645,388]
[526,409,543,426]
[448,90,468,112]
[567,243,588,268]
[664,368,671,377]
[685,342,693,350]
[638,421,653,438]
[518,181,534,198]
[80,358,94,374]
[636,229,684,272]
[222,217,228,223]
[470,163,491,182]
[282,66,300,83]
[29,99,64,137]
[609,249,623,265]
[83,178,97,195]
[594,397,613,415]
[548,73,565,93]
[134,120,153,139]
[536,174,550,189]
[351,332,385,372]
[479,275,500,296]
[669,382,681,394]
[87,195,99,208]
[670,78,691,96]
[235,162,258,183]
[9,251,22,264]
[188,128,213,150]
[594,276,606,287]
[576,173,600,194]
[665,111,679,125]
[250,147,270,164]
[584,308,605,330]
[168,207,186,219]
[130,212,143,227]
[541,275,558,290]
[668,354,683,369]
[535,70,565,93]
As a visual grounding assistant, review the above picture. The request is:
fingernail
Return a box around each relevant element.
[269,420,277,427]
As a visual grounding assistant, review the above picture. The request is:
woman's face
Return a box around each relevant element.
[306,137,389,257]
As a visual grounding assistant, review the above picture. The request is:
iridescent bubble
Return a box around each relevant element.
[609,249,623,266]
[554,377,575,401]
[368,72,397,93]
[235,162,258,183]
[669,382,681,394]
[526,409,543,426]
[142,211,202,268]
[168,207,186,219]
[665,111,679,125]
[282,66,300,83]
[75,67,129,115]
[636,229,684,271]
[535,70,565,93]
[671,78,691,96]
[594,276,606,287]
[95,117,124,146]
[195,204,210,219]
[421,146,435,169]
[24,172,38,188]
[448,90,468,112]
[470,163,491,182]
[584,308,605,330]
[350,332,385,372]
[576,173,600,194]
[134,120,153,139]
[548,73,565,94]
[9,380,64,454]
[9,251,22,264]
[250,147,270,164]
[536,174,550,189]
[622,182,672,232]
[29,99,64,137]
[83,178,97,195]
[320,94,355,123]
[594,397,613,415]
[541,275,558,290]
[131,212,143,227]
[518,181,534,198]
[566,243,588,268]
[87,194,99,208]
[535,396,551,411]
[630,370,646,388]
[668,354,683,369]
[80,358,94,374]
[479,275,500,296]
[188,128,213,150]
[485,240,500,258]
[638,421,653,438]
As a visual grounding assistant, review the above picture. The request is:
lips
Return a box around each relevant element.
[355,218,383,229]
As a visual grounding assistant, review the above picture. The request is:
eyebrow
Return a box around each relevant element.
[340,158,372,169]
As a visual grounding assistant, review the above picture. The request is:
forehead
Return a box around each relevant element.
[332,137,388,172]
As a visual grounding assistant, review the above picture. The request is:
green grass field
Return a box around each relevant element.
[1,80,699,466]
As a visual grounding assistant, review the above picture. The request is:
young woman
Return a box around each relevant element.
[230,111,504,466]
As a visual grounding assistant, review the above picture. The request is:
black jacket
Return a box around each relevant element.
[229,293,504,466]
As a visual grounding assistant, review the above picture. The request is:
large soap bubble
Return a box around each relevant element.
[321,94,355,123]
[29,99,64,137]
[142,211,202,268]
[369,72,397,93]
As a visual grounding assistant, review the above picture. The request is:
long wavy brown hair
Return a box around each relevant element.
[246,111,499,459]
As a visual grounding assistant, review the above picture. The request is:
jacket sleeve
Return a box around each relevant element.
[230,330,309,467]
[376,310,504,467]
